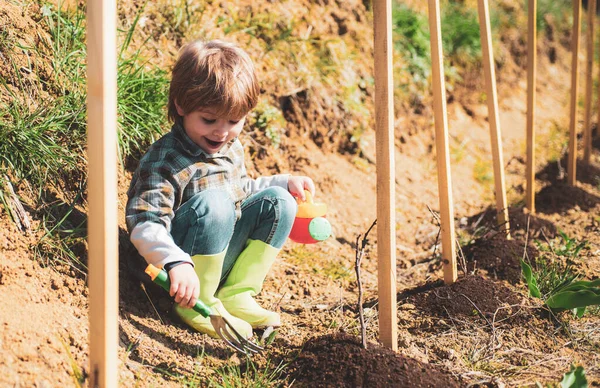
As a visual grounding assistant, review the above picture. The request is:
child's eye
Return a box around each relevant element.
[202,118,216,124]
[229,120,240,124]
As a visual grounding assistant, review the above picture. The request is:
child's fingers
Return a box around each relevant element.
[182,286,195,308]
[298,185,306,201]
[304,178,316,197]
[290,180,305,201]
[175,284,188,304]
[170,282,179,298]
[188,284,199,308]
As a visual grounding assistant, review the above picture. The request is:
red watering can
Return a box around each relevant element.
[289,190,331,244]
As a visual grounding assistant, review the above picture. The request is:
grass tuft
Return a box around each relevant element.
[202,357,289,388]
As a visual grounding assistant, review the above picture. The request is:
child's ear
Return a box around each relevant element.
[175,102,185,117]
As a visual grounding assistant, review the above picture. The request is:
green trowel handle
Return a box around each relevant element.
[150,267,212,318]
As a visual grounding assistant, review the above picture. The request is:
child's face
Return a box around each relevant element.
[177,105,246,154]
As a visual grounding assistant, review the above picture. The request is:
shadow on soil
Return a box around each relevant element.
[466,205,559,239]
[535,157,600,214]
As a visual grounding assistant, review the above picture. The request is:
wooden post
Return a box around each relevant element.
[477,0,511,237]
[373,0,397,350]
[568,0,582,185]
[526,0,537,213]
[427,0,457,285]
[584,0,597,165]
[87,0,119,385]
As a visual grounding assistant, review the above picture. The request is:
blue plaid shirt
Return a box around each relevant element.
[127,123,262,233]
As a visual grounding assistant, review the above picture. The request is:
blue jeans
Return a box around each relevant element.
[170,187,297,281]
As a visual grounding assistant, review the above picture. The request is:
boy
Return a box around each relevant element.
[126,40,315,339]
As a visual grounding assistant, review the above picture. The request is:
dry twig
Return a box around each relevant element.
[2,175,31,233]
[355,219,376,349]
[426,205,468,275]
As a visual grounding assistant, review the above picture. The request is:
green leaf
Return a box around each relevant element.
[574,307,586,318]
[560,365,587,388]
[521,259,541,298]
[557,279,600,293]
[265,329,278,346]
[546,289,600,311]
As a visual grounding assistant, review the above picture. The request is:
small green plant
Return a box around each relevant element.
[560,365,588,388]
[553,231,589,259]
[525,256,578,298]
[536,120,568,163]
[249,99,286,149]
[522,260,600,317]
[522,232,598,316]
[59,336,85,387]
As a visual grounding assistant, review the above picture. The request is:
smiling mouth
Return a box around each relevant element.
[205,139,225,148]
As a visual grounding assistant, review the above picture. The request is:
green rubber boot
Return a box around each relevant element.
[216,239,281,328]
[175,250,253,339]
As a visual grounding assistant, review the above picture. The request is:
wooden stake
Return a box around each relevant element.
[427,0,457,285]
[568,0,582,185]
[477,0,511,237]
[373,0,397,351]
[584,0,597,165]
[526,0,537,213]
[87,0,119,385]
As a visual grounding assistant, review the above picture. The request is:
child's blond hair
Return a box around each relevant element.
[168,40,259,123]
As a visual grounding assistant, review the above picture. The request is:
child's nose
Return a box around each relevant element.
[213,126,228,138]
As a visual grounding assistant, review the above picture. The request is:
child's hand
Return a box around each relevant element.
[168,263,199,309]
[288,175,315,201]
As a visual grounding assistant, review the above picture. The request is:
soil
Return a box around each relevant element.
[288,333,461,387]
[409,275,528,323]
[462,234,538,284]
[1,0,600,387]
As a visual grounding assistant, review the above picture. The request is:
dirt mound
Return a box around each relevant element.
[462,234,537,284]
[409,276,527,324]
[535,183,600,214]
[288,333,460,388]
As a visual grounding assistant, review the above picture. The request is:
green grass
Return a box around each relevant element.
[392,3,431,88]
[116,9,170,163]
[0,3,86,189]
[536,0,572,37]
[1,2,169,188]
[33,190,88,275]
[391,1,499,96]
[1,2,170,267]
[196,357,289,388]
